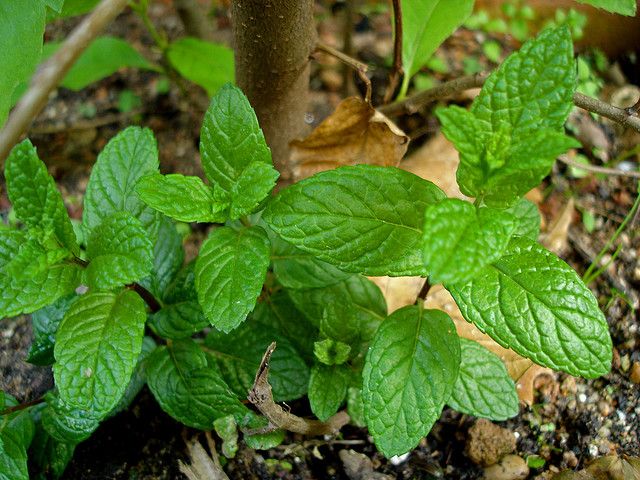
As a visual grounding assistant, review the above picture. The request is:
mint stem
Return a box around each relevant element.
[0,397,45,417]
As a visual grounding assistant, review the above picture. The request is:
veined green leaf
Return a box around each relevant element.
[320,299,360,346]
[288,275,386,342]
[449,236,612,378]
[83,126,163,242]
[263,165,445,276]
[399,0,474,97]
[148,301,208,339]
[139,215,185,300]
[27,415,76,480]
[5,139,78,253]
[437,27,577,205]
[195,226,270,332]
[0,0,45,127]
[0,428,28,480]
[84,212,154,289]
[505,198,541,241]
[241,412,285,450]
[53,290,147,416]
[27,293,78,366]
[313,339,351,366]
[136,173,229,223]
[270,234,352,290]
[200,83,271,194]
[41,392,100,445]
[167,37,234,97]
[146,339,249,429]
[422,199,517,284]
[205,319,309,402]
[0,394,35,449]
[308,364,351,421]
[229,161,279,220]
[447,339,519,421]
[4,239,70,280]
[363,306,460,457]
[574,0,635,15]
[252,291,317,365]
[0,230,80,319]
[42,37,156,91]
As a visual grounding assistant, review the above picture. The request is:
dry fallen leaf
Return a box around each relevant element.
[179,432,229,480]
[539,197,575,256]
[290,97,409,181]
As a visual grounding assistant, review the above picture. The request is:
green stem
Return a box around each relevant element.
[240,217,252,228]
[473,194,484,208]
[583,183,640,284]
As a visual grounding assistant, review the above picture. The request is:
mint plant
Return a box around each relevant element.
[0,25,613,476]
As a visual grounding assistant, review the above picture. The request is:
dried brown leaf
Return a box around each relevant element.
[540,197,575,256]
[291,97,409,181]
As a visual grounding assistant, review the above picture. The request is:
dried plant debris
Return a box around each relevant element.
[552,455,640,480]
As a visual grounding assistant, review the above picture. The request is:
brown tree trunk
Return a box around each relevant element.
[231,0,315,186]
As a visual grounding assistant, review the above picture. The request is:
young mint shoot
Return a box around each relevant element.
[0,25,614,475]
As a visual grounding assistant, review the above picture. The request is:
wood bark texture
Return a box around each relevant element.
[231,0,315,185]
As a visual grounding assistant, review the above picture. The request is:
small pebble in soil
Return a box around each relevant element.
[482,454,529,480]
[466,418,517,466]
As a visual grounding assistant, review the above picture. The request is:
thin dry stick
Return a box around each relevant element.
[315,42,372,104]
[246,342,350,436]
[383,0,404,104]
[378,72,640,135]
[557,154,640,180]
[0,0,131,166]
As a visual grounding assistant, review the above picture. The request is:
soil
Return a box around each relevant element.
[1,2,640,480]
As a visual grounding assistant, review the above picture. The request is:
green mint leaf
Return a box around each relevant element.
[400,0,474,97]
[505,198,540,240]
[53,290,147,417]
[347,388,367,428]
[148,302,208,339]
[241,413,286,450]
[0,230,80,319]
[136,173,229,223]
[0,428,28,480]
[146,339,249,429]
[270,234,352,290]
[27,416,76,480]
[195,226,270,332]
[163,257,198,305]
[308,364,350,421]
[480,131,580,208]
[313,339,351,366]
[200,83,271,194]
[574,0,635,15]
[41,392,100,445]
[320,299,360,346]
[83,212,154,289]
[449,236,612,378]
[0,0,45,127]
[166,38,234,97]
[214,415,239,458]
[421,199,517,284]
[288,275,386,342]
[363,306,460,457]
[27,293,78,366]
[83,126,162,242]
[229,161,279,220]
[5,140,78,253]
[263,165,446,276]
[252,291,317,365]
[4,238,70,280]
[447,338,519,421]
[0,395,35,448]
[107,336,156,418]
[438,27,577,204]
[139,216,185,300]
[205,319,309,402]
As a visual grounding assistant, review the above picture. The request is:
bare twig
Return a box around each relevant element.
[378,71,490,117]
[557,154,640,179]
[0,397,45,417]
[383,0,404,104]
[0,0,131,166]
[246,343,350,436]
[378,72,640,135]
[315,42,372,105]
